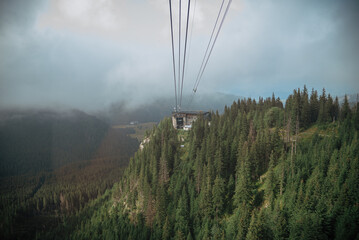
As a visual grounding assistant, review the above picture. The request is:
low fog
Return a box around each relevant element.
[1,0,358,112]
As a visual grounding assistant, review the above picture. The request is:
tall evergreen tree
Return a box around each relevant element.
[212,175,225,218]
[310,88,319,124]
[264,152,277,208]
[318,88,329,123]
[234,142,253,207]
[301,85,311,129]
[340,94,351,121]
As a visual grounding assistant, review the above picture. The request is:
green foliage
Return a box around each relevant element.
[3,88,358,239]
[70,89,357,239]
[264,107,283,128]
[0,124,139,240]
[212,175,225,217]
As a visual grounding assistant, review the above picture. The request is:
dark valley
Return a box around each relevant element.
[0,109,140,239]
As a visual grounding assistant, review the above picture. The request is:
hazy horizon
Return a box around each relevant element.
[1,0,358,111]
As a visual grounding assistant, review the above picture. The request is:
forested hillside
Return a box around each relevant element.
[66,87,359,239]
[0,110,140,239]
[0,109,109,176]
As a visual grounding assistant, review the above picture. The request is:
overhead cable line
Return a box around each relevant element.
[169,0,232,111]
[184,0,197,79]
[168,0,178,111]
[178,0,182,111]
[183,0,197,109]
[187,0,232,108]
[179,0,191,108]
[192,0,226,93]
[194,0,232,91]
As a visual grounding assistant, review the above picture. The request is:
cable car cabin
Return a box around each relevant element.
[172,111,211,130]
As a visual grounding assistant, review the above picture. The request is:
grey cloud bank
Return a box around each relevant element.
[0,0,358,112]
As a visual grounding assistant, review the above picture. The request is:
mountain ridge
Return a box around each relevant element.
[55,87,359,239]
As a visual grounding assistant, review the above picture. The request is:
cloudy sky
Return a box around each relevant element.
[1,0,358,111]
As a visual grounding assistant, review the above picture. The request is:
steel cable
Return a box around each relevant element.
[179,0,191,108]
[169,0,178,111]
[194,0,232,91]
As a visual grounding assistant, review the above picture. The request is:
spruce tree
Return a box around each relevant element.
[212,175,225,218]
[340,95,351,121]
[310,88,319,124]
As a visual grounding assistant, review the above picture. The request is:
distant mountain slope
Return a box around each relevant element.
[0,110,140,240]
[106,92,242,124]
[0,109,109,177]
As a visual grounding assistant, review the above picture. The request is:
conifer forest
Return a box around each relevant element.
[2,87,358,239]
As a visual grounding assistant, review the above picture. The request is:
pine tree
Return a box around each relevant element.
[246,210,267,240]
[264,152,277,208]
[162,216,172,240]
[212,175,225,218]
[226,174,235,212]
[326,94,334,122]
[175,187,189,238]
[301,85,311,129]
[340,94,351,121]
[332,96,340,122]
[310,88,319,124]
[155,184,167,224]
[214,149,223,178]
[159,143,170,185]
[233,142,253,207]
[318,88,329,123]
[235,205,251,240]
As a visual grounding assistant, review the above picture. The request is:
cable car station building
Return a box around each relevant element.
[172,111,211,130]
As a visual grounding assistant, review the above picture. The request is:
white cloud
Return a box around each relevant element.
[0,0,358,111]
